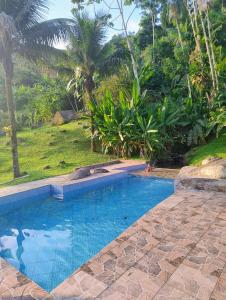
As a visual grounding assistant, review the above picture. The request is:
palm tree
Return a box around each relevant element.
[0,0,72,179]
[69,11,128,152]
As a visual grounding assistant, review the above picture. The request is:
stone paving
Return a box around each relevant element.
[135,168,180,179]
[0,163,226,299]
[50,189,226,300]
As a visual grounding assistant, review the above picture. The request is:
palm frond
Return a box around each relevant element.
[69,11,107,67]
[22,18,73,47]
[0,0,48,31]
[99,47,130,75]
[15,0,48,31]
[17,43,67,62]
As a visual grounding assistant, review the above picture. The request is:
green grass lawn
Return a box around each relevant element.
[0,122,112,187]
[186,131,226,166]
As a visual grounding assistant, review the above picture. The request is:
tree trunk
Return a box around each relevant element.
[206,10,219,91]
[175,19,192,98]
[191,0,203,61]
[3,59,21,178]
[116,0,140,94]
[176,19,183,49]
[150,9,155,63]
[85,76,96,152]
[198,7,216,93]
[186,0,203,64]
[90,111,96,152]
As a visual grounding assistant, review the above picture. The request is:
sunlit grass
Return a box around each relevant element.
[0,121,112,187]
[186,131,226,166]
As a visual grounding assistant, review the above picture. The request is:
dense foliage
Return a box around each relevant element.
[80,0,226,159]
[91,83,215,159]
[15,76,70,128]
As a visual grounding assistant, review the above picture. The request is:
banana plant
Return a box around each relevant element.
[133,113,160,159]
[90,83,159,158]
[155,97,181,150]
[209,109,226,137]
[179,98,209,145]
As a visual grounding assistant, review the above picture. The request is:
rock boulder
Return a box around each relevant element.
[200,159,226,179]
[92,168,109,174]
[175,159,226,192]
[201,156,221,166]
[179,159,226,179]
[69,167,91,180]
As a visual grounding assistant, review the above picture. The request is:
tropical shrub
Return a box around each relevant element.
[91,81,221,160]
[154,98,181,150]
[14,77,70,126]
[179,98,209,146]
[16,110,34,130]
[90,84,161,159]
[94,69,132,102]
[209,109,226,137]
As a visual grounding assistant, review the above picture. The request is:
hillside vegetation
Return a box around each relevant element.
[187,132,226,166]
[0,122,111,187]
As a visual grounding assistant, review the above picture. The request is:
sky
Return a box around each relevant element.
[47,0,141,48]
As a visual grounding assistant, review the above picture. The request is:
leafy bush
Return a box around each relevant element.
[91,84,161,159]
[94,69,132,102]
[16,110,35,130]
[91,81,217,160]
[209,109,226,137]
[14,76,70,127]
[179,98,209,146]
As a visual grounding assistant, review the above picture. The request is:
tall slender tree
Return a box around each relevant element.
[169,0,192,97]
[0,0,72,178]
[68,11,128,151]
[135,0,159,63]
[198,3,215,92]
[205,2,219,91]
[186,0,203,62]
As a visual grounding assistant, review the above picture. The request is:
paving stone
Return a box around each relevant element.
[153,283,198,300]
[97,267,162,300]
[210,266,226,300]
[52,270,107,300]
[167,263,218,300]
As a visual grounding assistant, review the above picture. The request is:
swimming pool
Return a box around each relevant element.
[0,174,174,291]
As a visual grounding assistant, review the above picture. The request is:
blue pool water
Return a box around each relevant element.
[0,175,174,291]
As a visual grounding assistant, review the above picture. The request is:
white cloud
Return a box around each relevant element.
[127,20,140,34]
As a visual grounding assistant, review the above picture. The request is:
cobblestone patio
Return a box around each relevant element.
[0,164,226,299]
[51,189,226,300]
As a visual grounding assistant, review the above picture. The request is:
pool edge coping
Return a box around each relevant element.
[0,160,146,199]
